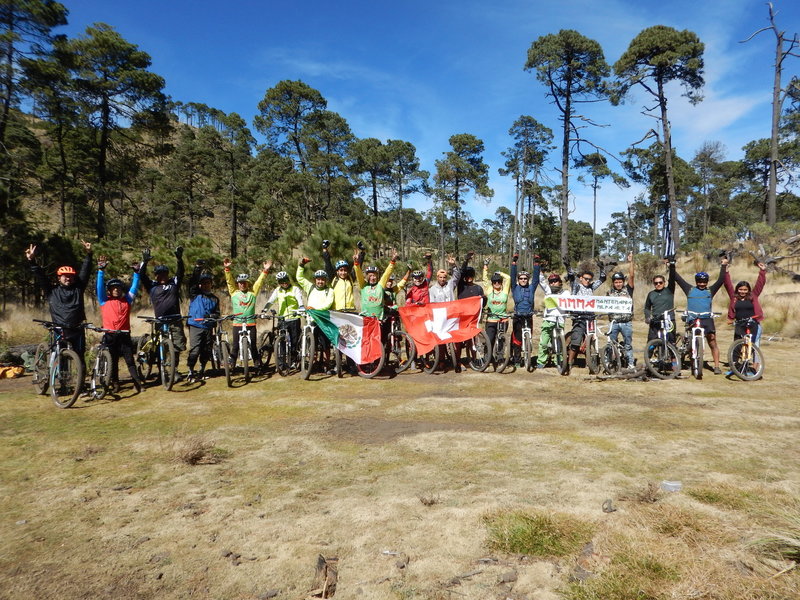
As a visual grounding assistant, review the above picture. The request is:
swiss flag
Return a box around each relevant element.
[399,296,483,355]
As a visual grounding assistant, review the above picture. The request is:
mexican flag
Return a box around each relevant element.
[307,309,383,364]
[398,296,482,355]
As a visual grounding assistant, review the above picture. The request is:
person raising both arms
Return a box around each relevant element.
[296,257,336,373]
[673,254,727,375]
[723,259,767,345]
[186,260,220,382]
[563,259,606,375]
[26,240,93,367]
[509,251,541,368]
[481,258,511,354]
[606,253,636,369]
[323,240,359,312]
[140,246,187,377]
[261,269,305,367]
[224,258,271,373]
[404,251,432,306]
[644,258,677,343]
[95,255,144,393]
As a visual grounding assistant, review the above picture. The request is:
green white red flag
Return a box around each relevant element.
[307,309,382,364]
[398,296,482,355]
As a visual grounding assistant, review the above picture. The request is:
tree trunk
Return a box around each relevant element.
[658,79,680,255]
[560,92,571,265]
[591,178,598,258]
[768,32,782,226]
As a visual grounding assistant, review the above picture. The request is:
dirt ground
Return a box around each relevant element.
[1,335,799,600]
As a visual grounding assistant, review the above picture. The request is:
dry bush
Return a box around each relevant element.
[172,434,229,465]
[618,481,663,504]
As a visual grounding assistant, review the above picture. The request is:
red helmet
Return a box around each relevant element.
[57,266,76,276]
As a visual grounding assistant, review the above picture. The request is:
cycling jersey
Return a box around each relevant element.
[323,252,356,310]
[225,268,267,326]
[263,285,305,319]
[674,265,725,315]
[644,263,676,322]
[482,266,510,322]
[296,264,335,316]
[97,269,140,331]
[355,261,395,319]
[141,257,184,318]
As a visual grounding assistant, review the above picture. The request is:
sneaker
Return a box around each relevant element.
[713,366,722,375]
[561,365,570,376]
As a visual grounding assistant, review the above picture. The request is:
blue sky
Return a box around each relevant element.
[61,0,799,231]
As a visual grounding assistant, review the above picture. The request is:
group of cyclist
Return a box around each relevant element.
[26,239,768,394]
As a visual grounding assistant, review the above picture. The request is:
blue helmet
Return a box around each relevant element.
[335,260,349,270]
[695,272,709,282]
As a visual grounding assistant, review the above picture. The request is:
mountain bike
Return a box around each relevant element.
[512,313,536,372]
[353,314,385,379]
[539,314,568,374]
[727,317,765,381]
[599,320,632,375]
[564,316,600,374]
[193,315,235,387]
[643,310,680,380]
[487,317,511,373]
[136,315,181,391]
[678,311,718,380]
[31,319,84,409]
[231,320,261,384]
[384,311,416,374]
[258,312,298,377]
[420,342,457,374]
[463,329,491,372]
[84,324,125,400]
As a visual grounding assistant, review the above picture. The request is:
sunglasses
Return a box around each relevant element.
[653,280,665,285]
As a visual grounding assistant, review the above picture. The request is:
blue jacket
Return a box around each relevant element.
[510,263,541,315]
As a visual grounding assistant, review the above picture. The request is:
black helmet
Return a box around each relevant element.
[490,272,503,283]
[411,270,424,278]
[198,272,213,282]
[463,266,476,279]
[154,265,169,275]
[106,278,125,291]
[611,272,625,281]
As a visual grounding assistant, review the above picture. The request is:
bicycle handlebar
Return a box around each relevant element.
[137,314,184,324]
[84,323,129,334]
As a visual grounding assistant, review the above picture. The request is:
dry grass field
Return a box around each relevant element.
[1,326,799,600]
[2,257,799,599]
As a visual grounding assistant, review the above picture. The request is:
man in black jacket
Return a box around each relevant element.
[26,240,93,363]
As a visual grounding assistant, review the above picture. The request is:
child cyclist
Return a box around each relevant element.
[223,258,271,372]
[95,254,143,393]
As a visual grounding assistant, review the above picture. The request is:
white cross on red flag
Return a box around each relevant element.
[398,296,483,355]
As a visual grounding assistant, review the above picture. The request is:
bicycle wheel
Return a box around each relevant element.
[523,331,534,372]
[240,332,251,383]
[561,331,573,375]
[586,335,601,374]
[258,330,274,373]
[135,334,154,381]
[644,339,680,380]
[357,344,385,379]
[421,345,441,374]
[467,331,491,372]
[91,348,113,399]
[275,330,291,377]
[50,348,83,409]
[32,343,50,395]
[215,340,231,387]
[159,338,177,391]
[494,330,511,373]
[300,329,315,380]
[692,335,704,380]
[446,342,458,372]
[601,342,621,375]
[728,339,765,381]
[389,330,416,374]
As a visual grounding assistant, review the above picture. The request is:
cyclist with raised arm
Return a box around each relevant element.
[355,248,398,320]
[454,251,486,368]
[223,258,271,372]
[384,263,410,310]
[95,254,143,393]
[429,254,459,303]
[563,260,606,375]
[323,241,358,312]
[297,257,336,372]
[186,260,220,381]
[536,270,568,369]
[606,253,635,369]
[140,246,187,376]
[723,260,767,344]
[674,255,727,374]
[262,269,305,366]
[405,252,432,306]
[26,240,93,367]
[644,258,677,342]
[509,251,541,368]
[481,259,511,353]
